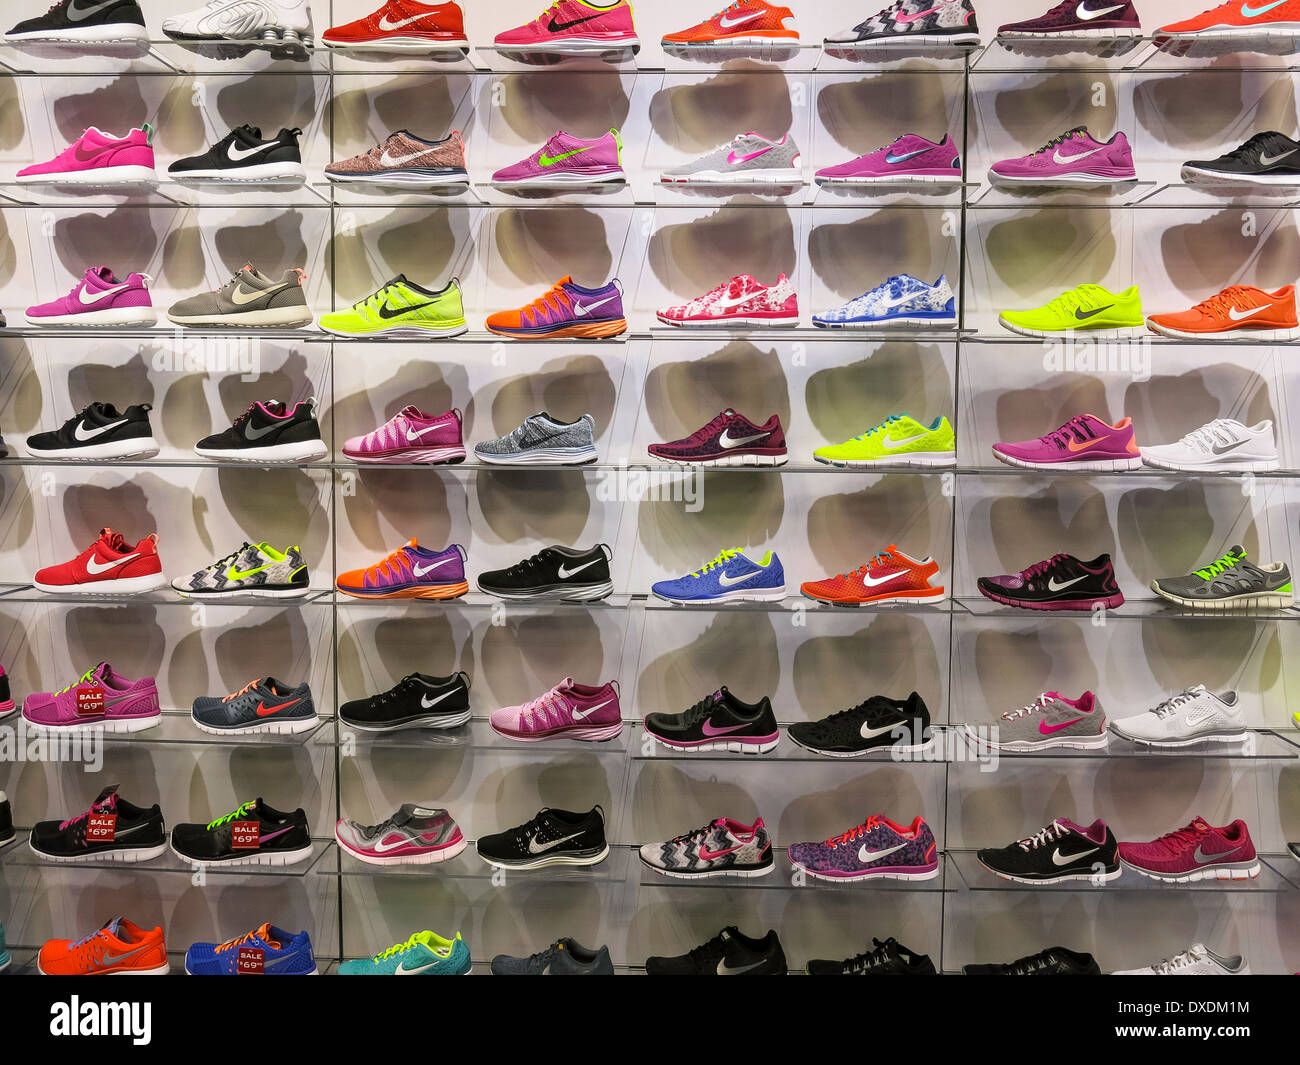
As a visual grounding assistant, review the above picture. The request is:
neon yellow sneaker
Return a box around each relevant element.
[999,283,1143,337]
[813,413,956,468]
[319,276,467,337]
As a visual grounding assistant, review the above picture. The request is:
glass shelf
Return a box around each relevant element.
[954,728,1299,761]
[0,709,327,747]
[630,724,955,763]
[967,181,1156,209]
[322,840,631,883]
[0,583,333,607]
[0,837,333,878]
[962,330,1296,346]
[320,716,631,755]
[636,847,953,892]
[947,849,1297,893]
[956,596,1300,622]
[0,180,329,209]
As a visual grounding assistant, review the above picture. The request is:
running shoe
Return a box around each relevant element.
[814,134,962,185]
[339,672,471,731]
[486,277,626,339]
[992,413,1142,471]
[977,818,1120,884]
[0,924,8,974]
[26,267,156,327]
[492,129,624,186]
[34,528,164,596]
[185,925,317,975]
[1182,132,1300,188]
[639,817,774,879]
[22,663,160,734]
[662,0,798,56]
[335,541,468,600]
[493,0,639,53]
[650,548,785,604]
[319,276,467,337]
[647,409,787,466]
[0,791,13,847]
[339,931,471,975]
[813,413,956,468]
[343,406,466,464]
[963,947,1100,975]
[789,814,939,882]
[335,804,467,865]
[168,126,305,185]
[171,798,312,868]
[1158,0,1300,40]
[999,0,1142,36]
[476,806,609,870]
[489,678,622,742]
[1113,944,1250,976]
[473,412,598,464]
[813,275,956,327]
[1141,418,1280,471]
[193,399,328,463]
[168,265,311,328]
[659,132,801,185]
[29,785,166,863]
[491,938,615,975]
[1150,545,1292,610]
[326,131,467,186]
[1109,685,1247,747]
[806,937,937,976]
[162,0,314,50]
[977,552,1124,611]
[5,0,147,44]
[657,274,798,326]
[801,545,945,606]
[477,544,613,601]
[17,125,155,186]
[1118,817,1260,882]
[989,127,1136,187]
[642,686,780,753]
[191,677,318,736]
[0,667,12,723]
[1146,284,1300,340]
[26,401,159,461]
[38,918,168,976]
[172,542,310,599]
[823,0,979,53]
[968,691,1108,752]
[787,692,932,757]
[999,283,1144,336]
[646,926,786,976]
[322,0,469,50]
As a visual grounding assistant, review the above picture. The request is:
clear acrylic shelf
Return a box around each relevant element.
[637,847,954,891]
[947,849,1298,893]
[0,837,334,878]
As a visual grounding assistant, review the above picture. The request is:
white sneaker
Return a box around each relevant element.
[1109,684,1247,747]
[1113,943,1250,975]
[162,0,314,44]
[1141,417,1279,472]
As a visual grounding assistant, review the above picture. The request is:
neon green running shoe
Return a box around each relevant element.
[319,275,467,338]
[999,283,1143,337]
[338,931,472,975]
[813,413,956,468]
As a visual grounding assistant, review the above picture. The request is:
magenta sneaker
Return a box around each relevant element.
[1118,817,1260,883]
[489,677,623,742]
[648,408,788,467]
[992,414,1142,471]
[978,553,1126,611]
[493,0,639,53]
[17,124,156,186]
[335,541,469,600]
[26,267,157,328]
[990,127,1136,187]
[657,274,799,327]
[0,663,14,720]
[999,0,1142,37]
[815,133,962,186]
[788,814,940,882]
[343,406,466,465]
[22,662,161,734]
[491,129,624,186]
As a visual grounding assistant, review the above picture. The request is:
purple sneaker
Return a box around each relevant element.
[491,129,625,187]
[990,127,1136,187]
[342,406,466,465]
[993,414,1142,471]
[336,540,469,600]
[22,662,161,734]
[788,814,940,882]
[489,677,623,743]
[815,133,962,186]
[26,266,157,327]
[999,0,1142,36]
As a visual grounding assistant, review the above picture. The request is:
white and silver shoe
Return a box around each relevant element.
[162,0,314,47]
[1141,417,1279,472]
[1108,684,1248,747]
[1113,943,1250,976]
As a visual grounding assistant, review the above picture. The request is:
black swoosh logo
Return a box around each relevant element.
[379,301,434,320]
[1075,304,1113,320]
[548,11,603,30]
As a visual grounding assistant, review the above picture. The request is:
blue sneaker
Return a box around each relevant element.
[813,274,956,328]
[0,921,10,973]
[339,931,472,975]
[191,677,319,736]
[651,548,785,605]
[185,924,316,975]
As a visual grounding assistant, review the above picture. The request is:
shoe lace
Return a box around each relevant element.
[837,550,893,582]
[205,543,252,574]
[669,821,717,846]
[374,933,422,961]
[1031,126,1089,155]
[1223,132,1282,161]
[54,667,97,696]
[1042,283,1108,316]
[1183,419,1242,452]
[1019,553,1068,580]
[1005,948,1056,975]
[686,929,733,963]
[690,548,741,577]
[365,546,412,582]
[214,928,262,954]
[207,800,256,831]
[522,280,572,317]
[1194,550,1242,580]
[827,814,883,848]
[1040,416,1094,447]
[853,413,905,441]
[519,685,567,722]
[1001,693,1052,721]
[1150,946,1205,974]
[59,791,115,831]
[1148,821,1203,854]
[1149,689,1200,719]
[844,937,898,972]
[1190,285,1255,318]
[1016,820,1068,851]
[222,679,262,703]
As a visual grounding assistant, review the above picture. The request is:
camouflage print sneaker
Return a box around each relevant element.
[167,265,312,328]
[1150,544,1293,611]
[172,542,310,600]
[325,130,468,187]
[473,412,598,466]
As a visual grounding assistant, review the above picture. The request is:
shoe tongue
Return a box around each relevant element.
[712,687,728,704]
[261,399,288,416]
[556,677,576,692]
[99,527,127,552]
[1190,817,1211,832]
[88,265,116,284]
[237,124,263,139]
[102,916,124,938]
[93,784,120,809]
[254,922,281,949]
[1229,544,1247,560]
[404,538,420,550]
[397,405,423,419]
[557,275,574,286]
[393,804,416,825]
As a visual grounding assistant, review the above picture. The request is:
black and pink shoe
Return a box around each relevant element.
[978,552,1125,611]
[643,686,780,754]
[647,408,787,467]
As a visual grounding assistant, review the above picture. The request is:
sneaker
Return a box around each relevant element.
[963,946,1100,975]
[168,265,311,328]
[193,399,328,463]
[339,672,472,731]
[168,125,305,185]
[999,283,1144,336]
[977,552,1125,611]
[1147,284,1300,340]
[34,528,164,596]
[493,0,639,53]
[22,663,161,733]
[1109,685,1247,747]
[970,691,1108,752]
[806,937,937,976]
[29,785,166,863]
[17,125,154,186]
[977,818,1120,884]
[1158,0,1300,39]
[789,814,940,881]
[491,938,614,975]
[325,131,468,186]
[660,131,801,185]
[486,277,626,339]
[1182,132,1300,188]
[639,817,774,879]
[813,274,956,327]
[4,0,147,44]
[0,790,13,847]
[646,926,786,976]
[322,0,469,50]
[26,266,156,327]
[657,273,798,327]
[26,401,159,461]
[999,0,1142,37]
[336,541,468,600]
[473,412,598,465]
[0,923,8,973]
[343,406,466,464]
[38,918,169,976]
[650,548,785,605]
[0,667,11,722]
[184,924,316,975]
[992,413,1142,471]
[647,408,788,466]
[801,545,945,606]
[1141,418,1280,471]
[1113,944,1250,976]
[824,0,980,52]
[476,806,609,870]
[489,678,622,742]
[813,414,956,468]
[162,0,314,49]
[662,0,798,56]
[989,127,1137,187]
[1150,545,1293,610]
[191,677,318,736]
[814,133,962,186]
[492,129,624,186]
[335,804,467,865]
[477,544,613,601]
[171,798,313,868]
[340,931,471,975]
[643,686,780,754]
[319,276,467,337]
[172,542,310,599]
[787,692,932,757]
[1118,817,1260,882]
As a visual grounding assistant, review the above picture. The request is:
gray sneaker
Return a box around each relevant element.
[967,691,1108,752]
[490,938,614,975]
[1150,544,1293,610]
[474,412,598,465]
[171,541,310,599]
[167,265,312,328]
[660,132,802,185]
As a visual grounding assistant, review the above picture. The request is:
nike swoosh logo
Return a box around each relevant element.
[1052,845,1097,865]
[527,830,585,854]
[1074,304,1113,319]
[1210,440,1246,455]
[700,719,753,736]
[1260,149,1296,165]
[1241,0,1287,16]
[714,292,764,311]
[256,698,301,717]
[256,825,296,845]
[727,145,773,165]
[379,301,434,320]
[74,418,127,441]
[67,0,118,21]
[86,552,139,574]
[697,842,743,859]
[374,834,419,853]
[380,147,440,167]
[1228,305,1269,321]
[244,420,288,441]
[1053,145,1105,164]
[1193,843,1241,863]
[539,145,595,167]
[412,557,455,577]
[395,959,444,974]
[226,562,271,581]
[547,11,603,31]
[860,571,905,588]
[73,142,121,163]
[717,570,757,587]
[857,842,907,863]
[896,6,941,23]
[570,697,614,721]
[859,721,901,739]
[405,424,444,441]
[719,429,770,448]
[228,141,277,162]
[881,433,930,450]
[557,558,602,579]
[1065,437,1109,453]
[885,148,930,164]
[1076,1,1127,18]
[420,690,456,709]
[230,282,290,307]
[379,11,439,30]
[573,295,617,317]
[719,10,763,26]
[98,943,150,966]
[717,957,767,975]
[1046,575,1087,591]
[1039,717,1084,734]
[79,282,131,306]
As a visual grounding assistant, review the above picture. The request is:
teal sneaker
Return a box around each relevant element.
[339,931,470,976]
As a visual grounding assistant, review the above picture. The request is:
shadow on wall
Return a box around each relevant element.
[4,340,43,435]
[61,603,165,681]
[472,468,596,544]
[330,75,463,150]
[966,481,1117,578]
[156,209,317,296]
[968,622,1099,716]
[0,471,35,558]
[636,610,782,715]
[637,473,786,569]
[649,68,794,152]
[53,207,161,283]
[50,76,149,144]
[1135,72,1297,151]
[342,467,462,554]
[165,607,313,705]
[492,70,631,143]
[804,342,952,444]
[331,359,472,445]
[978,208,1117,296]
[485,352,616,439]
[642,340,789,442]
[211,466,327,561]
[984,72,1118,151]
[479,609,610,701]
[805,477,947,572]
[648,206,795,295]
[472,755,613,822]
[326,208,476,298]
[808,210,955,297]
[818,74,959,155]
[489,206,619,287]
[336,610,472,698]
[1121,363,1275,447]
[1157,209,1299,299]
[0,77,24,151]
[1136,619,1280,703]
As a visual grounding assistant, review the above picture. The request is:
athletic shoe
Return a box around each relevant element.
[172,542,310,599]
[1109,685,1247,747]
[322,0,469,51]
[813,413,956,468]
[185,925,316,975]
[992,413,1142,471]
[647,409,787,466]
[963,946,1100,975]
[38,918,168,976]
[657,274,798,326]
[1118,817,1260,882]
[335,804,467,865]
[162,0,315,50]
[970,691,1108,752]
[476,806,609,870]
[806,937,937,976]
[1158,0,1300,39]
[339,931,471,975]
[789,814,939,882]
[325,131,467,186]
[26,267,156,328]
[493,0,639,53]
[473,412,598,464]
[489,678,622,742]
[168,126,305,185]
[999,0,1142,37]
[999,283,1144,336]
[977,818,1120,884]
[339,672,471,731]
[486,277,626,339]
[1113,944,1250,976]
[813,275,956,327]
[787,692,931,757]
[800,545,945,606]
[477,544,613,601]
[492,129,624,186]
[0,667,12,722]
[1150,545,1292,610]
[977,552,1124,611]
[26,402,159,461]
[662,0,798,56]
[814,134,962,186]
[29,785,166,863]
[34,528,164,595]
[1141,418,1280,472]
[22,663,160,733]
[642,686,780,754]
[0,924,8,974]
[168,265,311,328]
[4,0,147,44]
[1146,284,1300,340]
[190,677,318,736]
[646,926,786,976]
[0,791,13,847]
[193,399,328,463]
[171,798,312,868]
[319,276,467,337]
[491,938,614,975]
[824,0,980,53]
[660,132,801,185]
[650,548,785,604]
[17,125,154,186]
[344,406,466,464]
[1182,132,1300,188]
[639,817,774,879]
[989,127,1137,187]
[336,541,468,599]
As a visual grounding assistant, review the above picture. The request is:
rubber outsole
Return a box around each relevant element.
[977,586,1124,611]
[191,714,322,736]
[1150,582,1292,610]
[339,708,472,731]
[486,319,627,339]
[335,832,468,866]
[335,581,469,600]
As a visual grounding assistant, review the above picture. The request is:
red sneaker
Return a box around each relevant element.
[34,527,164,596]
[322,0,469,51]
[800,545,945,605]
[1118,817,1260,883]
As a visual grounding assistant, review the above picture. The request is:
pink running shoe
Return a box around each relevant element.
[343,406,466,464]
[491,129,624,186]
[990,127,1136,188]
[1118,817,1260,883]
[22,662,161,734]
[26,267,157,328]
[657,274,798,327]
[489,677,622,742]
[815,133,962,186]
[494,0,639,53]
[334,804,467,866]
[992,414,1142,471]
[16,124,156,187]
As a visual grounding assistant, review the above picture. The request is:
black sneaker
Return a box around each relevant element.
[977,818,1120,884]
[977,552,1124,611]
[1183,131,1300,189]
[476,544,612,602]
[170,797,312,868]
[340,672,471,732]
[643,686,780,754]
[194,399,328,464]
[806,937,937,976]
[0,790,14,849]
[168,126,307,186]
[963,946,1101,975]
[475,806,608,870]
[788,692,931,757]
[29,785,166,864]
[646,926,786,976]
[1290,842,1300,865]
[4,0,147,45]
[490,938,615,975]
[26,402,158,461]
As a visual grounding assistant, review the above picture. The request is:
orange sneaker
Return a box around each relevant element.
[1158,0,1300,36]
[1147,284,1300,340]
[801,545,945,606]
[662,0,799,49]
[485,276,627,340]
[39,917,169,975]
[336,540,469,600]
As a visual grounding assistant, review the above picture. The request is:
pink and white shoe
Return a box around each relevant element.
[489,678,622,742]
[992,414,1142,471]
[17,125,156,186]
[493,0,639,54]
[26,267,157,327]
[22,662,161,734]
[334,805,467,866]
[491,129,624,186]
[815,133,962,186]
[990,127,1136,188]
[342,406,466,464]
[657,274,798,327]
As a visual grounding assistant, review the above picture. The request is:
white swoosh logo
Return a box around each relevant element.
[1228,305,1269,321]
[718,570,757,587]
[881,433,929,450]
[857,842,906,863]
[860,571,903,587]
[719,429,770,448]
[570,698,614,721]
[79,282,131,306]
[380,147,438,167]
[859,721,900,739]
[373,835,417,853]
[527,830,584,854]
[719,10,763,26]
[1053,145,1105,164]
[86,552,138,574]
[229,141,276,162]
[557,558,601,579]
[420,690,455,709]
[716,957,766,974]
[74,418,127,441]
[1076,1,1126,18]
[1052,846,1097,866]
[379,11,436,29]
[714,292,761,311]
[1261,149,1296,166]
[412,558,454,577]
[1047,575,1087,591]
[230,283,290,306]
[405,424,443,441]
[395,959,443,974]
[573,295,618,317]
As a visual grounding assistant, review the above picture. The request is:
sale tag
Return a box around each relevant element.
[75,686,105,717]
[231,821,260,850]
[86,813,116,841]
[237,947,264,974]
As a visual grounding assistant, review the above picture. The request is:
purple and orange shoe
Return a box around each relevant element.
[486,276,627,339]
[648,408,788,467]
[489,677,623,742]
[815,133,962,186]
[17,124,156,187]
[26,267,157,328]
[343,406,466,465]
[1119,817,1260,883]
[491,129,624,186]
[22,662,161,734]
[336,541,469,600]
[978,552,1125,611]
[789,814,940,882]
[999,0,1142,38]
[493,0,639,54]
[990,127,1137,188]
[992,414,1142,471]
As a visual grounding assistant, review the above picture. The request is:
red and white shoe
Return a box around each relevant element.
[321,0,469,51]
[657,273,799,327]
[34,527,165,596]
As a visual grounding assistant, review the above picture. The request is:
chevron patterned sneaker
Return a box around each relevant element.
[171,542,310,599]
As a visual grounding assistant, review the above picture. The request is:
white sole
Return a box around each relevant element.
[651,587,785,605]
[336,834,468,866]
[26,308,157,327]
[651,453,787,467]
[39,961,171,976]
[478,844,610,870]
[323,36,468,52]
[999,318,1143,338]
[1159,24,1300,38]
[1145,320,1300,341]
[989,172,1137,187]
[343,447,467,464]
[490,172,625,187]
[170,842,314,868]
[813,318,957,328]
[23,714,160,734]
[327,170,468,186]
[660,169,803,185]
[340,708,472,731]
[192,714,321,736]
[479,581,613,602]
[962,725,1109,752]
[823,33,980,49]
[30,840,166,863]
[33,573,165,595]
[1108,724,1249,747]
[193,440,328,462]
[317,322,467,339]
[651,735,780,754]
[1150,582,1292,610]
[656,316,800,327]
[4,24,148,43]
[793,864,941,883]
[16,165,156,186]
[1140,454,1280,472]
[169,162,306,183]
[1120,859,1260,883]
[495,38,639,53]
[1181,165,1300,189]
[786,732,934,758]
[172,586,309,600]
[814,452,956,468]
[982,864,1123,885]
[1000,27,1142,38]
[26,438,160,461]
[992,451,1143,472]
[641,859,774,880]
[474,447,597,465]
[167,307,312,327]
[815,174,962,187]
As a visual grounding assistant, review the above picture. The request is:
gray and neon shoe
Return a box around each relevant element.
[171,541,310,599]
[660,132,802,185]
[490,938,615,975]
[1109,685,1248,747]
[191,676,318,735]
[474,412,598,465]
[638,817,775,880]
[968,690,1108,752]
[334,804,467,866]
[167,265,312,328]
[1150,544,1293,610]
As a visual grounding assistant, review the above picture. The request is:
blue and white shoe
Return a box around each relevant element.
[651,548,785,605]
[813,274,956,328]
[184,924,317,975]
